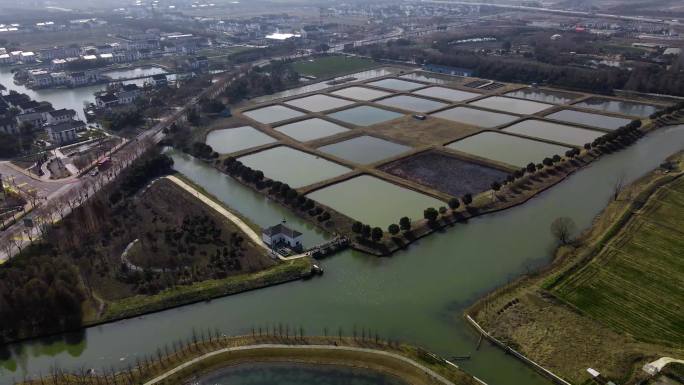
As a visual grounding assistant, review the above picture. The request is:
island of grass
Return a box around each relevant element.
[0,152,314,343]
[467,151,684,385]
[289,55,377,79]
[20,335,478,385]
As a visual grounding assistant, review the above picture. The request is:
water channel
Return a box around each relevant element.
[1,125,683,385]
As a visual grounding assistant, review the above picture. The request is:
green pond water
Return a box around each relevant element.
[205,126,276,154]
[502,119,604,147]
[243,105,306,125]
[504,88,580,105]
[237,146,350,188]
[447,131,572,167]
[3,126,684,385]
[306,174,443,228]
[318,135,412,165]
[366,78,427,92]
[197,362,408,385]
[573,97,659,117]
[545,109,632,131]
[327,106,404,127]
[469,96,554,115]
[376,95,448,113]
[330,86,392,101]
[275,118,349,142]
[432,106,519,128]
[285,94,355,112]
[413,86,480,102]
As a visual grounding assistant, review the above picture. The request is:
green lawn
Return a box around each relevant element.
[551,177,684,346]
[290,56,377,78]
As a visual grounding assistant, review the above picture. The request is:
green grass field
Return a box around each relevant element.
[552,177,684,347]
[289,56,377,78]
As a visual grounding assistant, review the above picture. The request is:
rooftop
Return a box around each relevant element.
[263,223,302,239]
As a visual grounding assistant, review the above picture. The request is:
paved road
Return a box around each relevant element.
[142,344,457,385]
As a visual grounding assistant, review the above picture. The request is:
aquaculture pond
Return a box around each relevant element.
[237,146,350,188]
[399,71,454,84]
[330,86,391,101]
[4,126,684,385]
[376,95,448,113]
[573,97,659,117]
[413,86,480,102]
[253,67,400,103]
[327,105,403,127]
[205,126,276,154]
[284,94,354,112]
[446,131,572,167]
[243,105,305,125]
[381,151,509,197]
[318,135,412,164]
[306,174,443,228]
[366,78,426,91]
[197,362,408,385]
[432,106,519,128]
[545,109,632,131]
[502,119,604,147]
[468,96,553,115]
[504,88,580,105]
[274,118,349,142]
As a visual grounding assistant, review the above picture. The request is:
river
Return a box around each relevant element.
[1,125,683,385]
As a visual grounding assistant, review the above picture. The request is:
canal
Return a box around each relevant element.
[1,125,683,385]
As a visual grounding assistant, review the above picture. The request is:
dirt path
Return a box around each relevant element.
[165,175,310,261]
[142,344,456,385]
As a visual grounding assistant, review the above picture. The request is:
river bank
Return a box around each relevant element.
[19,336,477,385]
[466,151,684,384]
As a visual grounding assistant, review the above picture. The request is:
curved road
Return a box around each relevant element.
[142,344,458,385]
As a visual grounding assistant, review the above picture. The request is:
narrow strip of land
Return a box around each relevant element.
[142,344,456,385]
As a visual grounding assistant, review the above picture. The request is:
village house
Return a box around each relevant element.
[262,223,303,250]
[0,117,18,134]
[151,73,168,87]
[46,108,77,124]
[45,120,85,144]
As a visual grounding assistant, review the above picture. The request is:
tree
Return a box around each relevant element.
[399,217,411,232]
[388,224,400,236]
[462,193,473,206]
[438,206,447,216]
[526,162,536,173]
[491,181,501,200]
[423,207,438,223]
[448,197,460,211]
[371,227,383,243]
[352,221,363,234]
[361,224,371,239]
[550,217,576,244]
[612,173,626,201]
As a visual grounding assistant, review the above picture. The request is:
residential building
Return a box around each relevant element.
[45,120,84,144]
[46,108,77,124]
[151,74,168,87]
[262,223,303,250]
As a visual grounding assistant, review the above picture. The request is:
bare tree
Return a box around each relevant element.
[612,173,626,201]
[550,217,576,245]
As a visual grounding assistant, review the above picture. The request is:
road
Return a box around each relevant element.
[142,344,457,385]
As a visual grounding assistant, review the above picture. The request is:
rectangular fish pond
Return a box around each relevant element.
[284,94,355,112]
[306,174,444,229]
[242,105,306,125]
[237,146,351,188]
[376,95,449,113]
[317,135,412,165]
[468,96,554,115]
[446,131,572,168]
[330,86,392,101]
[205,126,277,154]
[431,106,519,128]
[380,150,509,197]
[573,97,658,117]
[365,78,427,92]
[504,88,581,105]
[413,86,481,102]
[544,109,632,131]
[274,118,349,142]
[501,119,604,146]
[327,105,404,127]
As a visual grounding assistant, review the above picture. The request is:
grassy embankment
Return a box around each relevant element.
[467,151,684,385]
[289,55,377,78]
[20,335,477,385]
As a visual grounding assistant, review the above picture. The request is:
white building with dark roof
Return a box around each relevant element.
[262,223,303,249]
